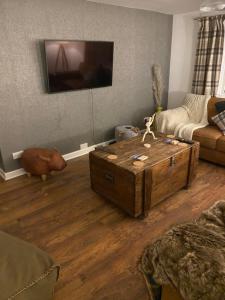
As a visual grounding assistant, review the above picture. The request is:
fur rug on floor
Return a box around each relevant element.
[139,200,225,300]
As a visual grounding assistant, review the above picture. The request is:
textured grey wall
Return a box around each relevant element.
[0,0,172,172]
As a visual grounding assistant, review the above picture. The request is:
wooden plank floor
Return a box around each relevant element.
[0,156,225,299]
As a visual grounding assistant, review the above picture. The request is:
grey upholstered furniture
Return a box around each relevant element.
[0,231,59,300]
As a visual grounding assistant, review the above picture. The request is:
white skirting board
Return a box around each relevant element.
[0,139,115,181]
[0,168,5,181]
[4,168,26,181]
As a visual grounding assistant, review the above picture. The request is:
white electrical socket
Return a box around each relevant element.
[80,143,88,150]
[12,150,24,160]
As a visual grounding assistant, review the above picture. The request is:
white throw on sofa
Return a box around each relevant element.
[156,93,211,140]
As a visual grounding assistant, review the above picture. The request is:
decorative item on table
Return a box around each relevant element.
[166,134,175,139]
[163,137,194,146]
[142,113,157,142]
[144,143,151,148]
[115,125,141,142]
[21,148,67,181]
[107,154,118,160]
[131,154,148,161]
[133,161,145,168]
[129,154,148,167]
[176,138,195,145]
[164,138,179,145]
[152,64,164,113]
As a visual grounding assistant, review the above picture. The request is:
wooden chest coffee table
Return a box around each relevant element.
[89,134,199,218]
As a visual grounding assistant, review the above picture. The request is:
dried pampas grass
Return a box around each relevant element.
[152,64,164,108]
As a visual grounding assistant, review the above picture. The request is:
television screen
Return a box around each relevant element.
[44,40,114,93]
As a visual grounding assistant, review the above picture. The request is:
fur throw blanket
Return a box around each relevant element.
[139,200,225,300]
[156,94,211,141]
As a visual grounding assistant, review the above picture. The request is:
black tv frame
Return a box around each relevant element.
[43,39,114,94]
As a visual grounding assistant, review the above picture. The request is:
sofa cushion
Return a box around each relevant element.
[0,231,59,300]
[193,126,223,149]
[215,101,225,113]
[199,147,225,166]
[208,97,225,125]
[217,135,225,152]
[212,110,225,135]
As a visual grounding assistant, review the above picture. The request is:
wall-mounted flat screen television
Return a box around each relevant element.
[44,40,114,93]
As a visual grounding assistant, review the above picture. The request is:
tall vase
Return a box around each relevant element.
[156,106,163,113]
[153,106,163,132]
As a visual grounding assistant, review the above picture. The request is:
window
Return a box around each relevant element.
[217,21,225,97]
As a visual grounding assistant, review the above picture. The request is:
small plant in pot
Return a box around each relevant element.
[152,64,164,113]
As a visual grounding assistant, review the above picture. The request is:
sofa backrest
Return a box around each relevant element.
[208,97,225,125]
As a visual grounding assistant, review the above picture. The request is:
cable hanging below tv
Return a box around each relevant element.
[44,40,114,93]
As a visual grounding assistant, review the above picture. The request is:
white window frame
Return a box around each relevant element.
[217,21,225,97]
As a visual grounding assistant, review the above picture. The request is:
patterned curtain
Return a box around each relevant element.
[192,15,225,96]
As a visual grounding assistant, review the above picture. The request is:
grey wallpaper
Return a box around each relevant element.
[0,0,172,172]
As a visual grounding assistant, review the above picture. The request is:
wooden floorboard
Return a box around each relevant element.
[0,156,225,299]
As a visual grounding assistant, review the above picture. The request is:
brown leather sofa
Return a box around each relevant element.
[159,97,225,300]
[161,285,183,300]
[193,97,225,165]
[0,230,59,300]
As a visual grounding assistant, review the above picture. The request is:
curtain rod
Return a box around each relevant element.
[194,13,225,21]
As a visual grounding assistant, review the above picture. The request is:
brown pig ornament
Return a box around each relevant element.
[21,148,67,181]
